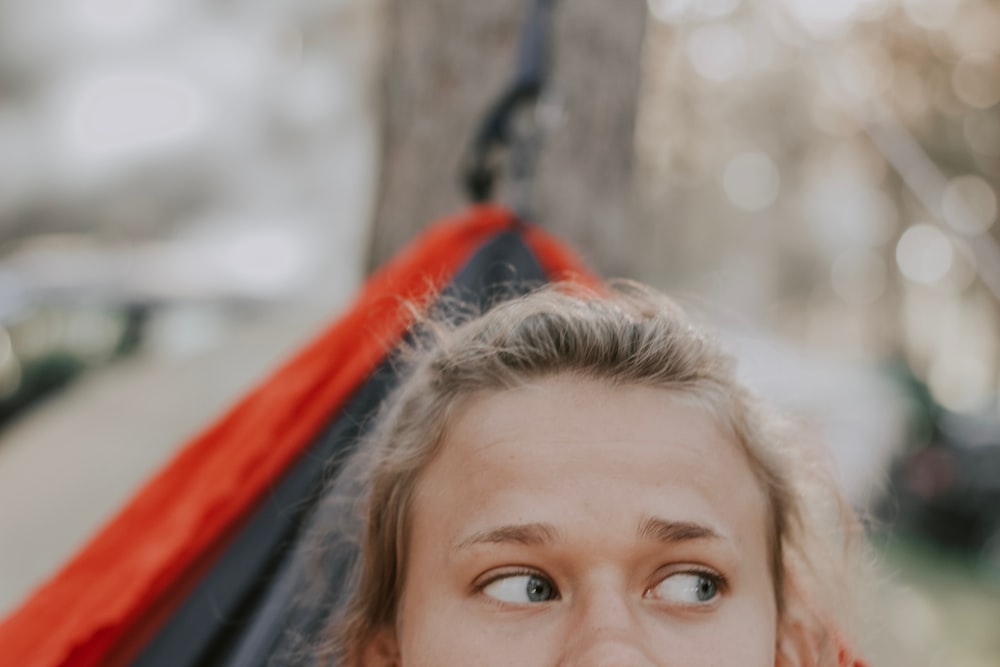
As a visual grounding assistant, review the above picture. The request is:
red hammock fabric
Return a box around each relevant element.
[0,206,595,667]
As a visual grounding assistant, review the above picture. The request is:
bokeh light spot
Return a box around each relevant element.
[947,1,1000,60]
[928,350,992,413]
[722,151,781,212]
[686,24,748,82]
[942,175,996,235]
[950,58,1000,109]
[896,223,954,285]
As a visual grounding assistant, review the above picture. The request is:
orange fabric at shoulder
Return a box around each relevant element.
[0,206,594,667]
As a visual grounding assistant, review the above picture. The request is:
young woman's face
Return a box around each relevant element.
[366,376,779,666]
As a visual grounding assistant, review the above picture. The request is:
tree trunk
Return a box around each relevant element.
[368,0,649,278]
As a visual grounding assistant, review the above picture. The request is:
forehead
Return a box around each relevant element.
[412,377,769,551]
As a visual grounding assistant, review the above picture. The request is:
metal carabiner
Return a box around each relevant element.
[461,0,559,218]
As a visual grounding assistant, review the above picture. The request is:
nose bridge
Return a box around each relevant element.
[558,573,659,667]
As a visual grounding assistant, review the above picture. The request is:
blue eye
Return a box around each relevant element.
[482,573,558,604]
[647,571,721,605]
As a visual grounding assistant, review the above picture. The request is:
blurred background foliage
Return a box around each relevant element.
[639,4,1000,663]
[0,1,998,664]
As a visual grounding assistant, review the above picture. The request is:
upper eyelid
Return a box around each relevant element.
[473,566,555,591]
[646,565,728,593]
[476,569,563,605]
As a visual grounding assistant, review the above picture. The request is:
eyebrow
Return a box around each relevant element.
[454,522,560,553]
[636,516,721,544]
[454,516,722,554]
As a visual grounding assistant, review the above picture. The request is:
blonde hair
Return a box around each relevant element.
[313,281,861,666]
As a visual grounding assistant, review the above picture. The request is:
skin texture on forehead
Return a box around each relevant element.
[365,376,779,667]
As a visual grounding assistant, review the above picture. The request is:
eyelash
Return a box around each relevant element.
[474,567,558,595]
[649,566,729,601]
[474,566,729,601]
